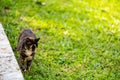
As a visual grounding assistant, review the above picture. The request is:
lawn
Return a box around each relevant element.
[0,0,120,80]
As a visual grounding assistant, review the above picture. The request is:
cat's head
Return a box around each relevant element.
[25,37,40,50]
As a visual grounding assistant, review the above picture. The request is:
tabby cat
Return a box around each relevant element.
[17,29,40,72]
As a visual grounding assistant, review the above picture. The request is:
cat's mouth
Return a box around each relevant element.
[25,49,32,56]
[24,45,36,56]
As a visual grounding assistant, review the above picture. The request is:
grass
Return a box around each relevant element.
[0,0,120,79]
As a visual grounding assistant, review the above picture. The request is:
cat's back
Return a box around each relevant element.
[19,29,36,41]
[22,29,33,35]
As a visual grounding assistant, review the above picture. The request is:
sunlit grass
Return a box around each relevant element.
[0,0,120,80]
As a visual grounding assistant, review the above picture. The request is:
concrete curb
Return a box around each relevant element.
[0,24,24,80]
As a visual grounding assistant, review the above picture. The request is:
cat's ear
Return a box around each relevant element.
[26,37,31,42]
[35,38,40,42]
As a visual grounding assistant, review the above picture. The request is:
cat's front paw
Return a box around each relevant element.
[24,69,27,72]
[26,67,30,71]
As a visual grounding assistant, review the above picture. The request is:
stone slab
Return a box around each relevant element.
[0,23,24,80]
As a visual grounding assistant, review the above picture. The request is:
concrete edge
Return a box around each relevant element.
[0,23,24,80]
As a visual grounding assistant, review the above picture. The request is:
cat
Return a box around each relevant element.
[17,29,40,72]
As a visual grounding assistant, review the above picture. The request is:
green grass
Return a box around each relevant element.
[0,0,120,79]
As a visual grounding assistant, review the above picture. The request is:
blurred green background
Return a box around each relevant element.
[0,0,120,80]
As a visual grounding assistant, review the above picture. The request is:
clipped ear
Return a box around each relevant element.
[35,38,40,42]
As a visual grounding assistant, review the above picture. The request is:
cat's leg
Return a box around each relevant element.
[26,52,35,71]
[19,54,26,71]
[26,56,33,71]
